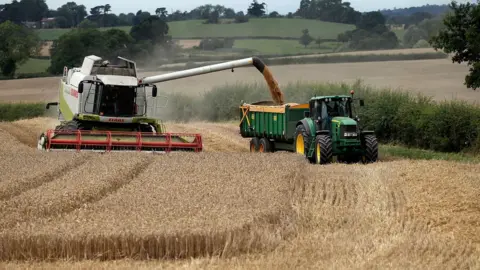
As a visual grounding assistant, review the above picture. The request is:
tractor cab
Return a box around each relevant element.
[307,94,363,134]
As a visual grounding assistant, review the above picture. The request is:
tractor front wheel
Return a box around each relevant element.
[362,134,378,163]
[294,125,308,156]
[313,135,333,164]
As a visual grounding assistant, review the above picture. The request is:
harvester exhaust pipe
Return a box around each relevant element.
[140,57,284,105]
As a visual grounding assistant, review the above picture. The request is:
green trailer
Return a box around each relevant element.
[239,93,378,164]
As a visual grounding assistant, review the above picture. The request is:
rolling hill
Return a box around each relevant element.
[35,18,356,41]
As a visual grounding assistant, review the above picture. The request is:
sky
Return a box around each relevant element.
[1,0,474,15]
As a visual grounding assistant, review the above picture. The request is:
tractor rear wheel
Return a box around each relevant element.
[313,135,333,164]
[250,137,260,152]
[259,138,271,153]
[362,134,378,163]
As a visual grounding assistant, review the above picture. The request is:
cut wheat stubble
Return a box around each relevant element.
[0,152,308,261]
[0,152,151,231]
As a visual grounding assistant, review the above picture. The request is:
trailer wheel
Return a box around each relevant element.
[313,135,333,164]
[362,134,378,164]
[259,138,271,153]
[250,137,260,152]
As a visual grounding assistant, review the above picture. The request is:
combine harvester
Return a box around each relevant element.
[38,55,283,153]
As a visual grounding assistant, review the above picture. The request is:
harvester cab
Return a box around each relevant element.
[295,91,378,164]
[38,56,282,153]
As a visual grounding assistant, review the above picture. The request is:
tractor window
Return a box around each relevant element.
[325,99,351,118]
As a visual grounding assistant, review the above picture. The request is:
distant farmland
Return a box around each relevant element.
[35,18,356,40]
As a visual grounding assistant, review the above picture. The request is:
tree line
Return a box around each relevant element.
[0,0,452,29]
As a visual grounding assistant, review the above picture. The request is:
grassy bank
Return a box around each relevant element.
[380,144,480,163]
[156,80,480,155]
[153,51,448,71]
[0,103,46,122]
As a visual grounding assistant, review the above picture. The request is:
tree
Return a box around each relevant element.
[337,32,349,43]
[430,1,480,89]
[0,21,40,77]
[234,11,249,23]
[294,0,361,24]
[0,1,23,24]
[129,15,169,45]
[407,11,433,27]
[56,2,87,28]
[78,19,97,28]
[247,0,266,17]
[403,25,428,47]
[224,8,236,18]
[206,10,219,24]
[299,28,314,48]
[357,11,386,31]
[315,37,323,47]
[269,11,280,18]
[19,0,48,22]
[49,28,134,74]
[155,7,168,19]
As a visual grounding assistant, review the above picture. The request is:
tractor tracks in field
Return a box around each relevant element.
[0,155,90,202]
[0,155,154,230]
[0,123,39,148]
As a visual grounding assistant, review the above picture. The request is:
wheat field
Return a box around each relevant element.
[0,58,475,103]
[0,117,479,269]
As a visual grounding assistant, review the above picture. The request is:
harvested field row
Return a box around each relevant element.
[0,117,479,267]
[0,152,307,260]
[1,160,479,268]
[0,117,307,260]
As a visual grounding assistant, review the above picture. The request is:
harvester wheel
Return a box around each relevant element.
[259,138,271,153]
[250,137,260,152]
[313,135,333,164]
[55,120,84,131]
[362,134,378,164]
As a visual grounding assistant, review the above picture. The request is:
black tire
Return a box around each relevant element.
[55,120,84,131]
[250,137,260,152]
[259,137,271,153]
[362,134,378,164]
[313,135,333,164]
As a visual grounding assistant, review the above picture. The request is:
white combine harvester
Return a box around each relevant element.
[37,55,283,153]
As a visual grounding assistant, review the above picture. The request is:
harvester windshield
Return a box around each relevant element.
[82,84,147,117]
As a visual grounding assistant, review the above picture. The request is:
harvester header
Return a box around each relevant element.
[38,55,283,153]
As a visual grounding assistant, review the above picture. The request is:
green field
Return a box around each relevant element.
[232,39,340,54]
[35,18,356,40]
[16,58,50,74]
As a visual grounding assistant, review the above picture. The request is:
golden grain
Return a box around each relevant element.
[0,118,479,268]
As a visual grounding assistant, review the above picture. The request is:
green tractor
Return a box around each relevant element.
[239,90,378,164]
[293,92,378,164]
